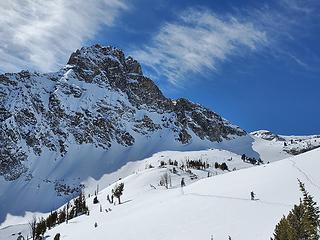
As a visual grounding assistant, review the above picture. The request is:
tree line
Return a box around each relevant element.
[29,191,88,239]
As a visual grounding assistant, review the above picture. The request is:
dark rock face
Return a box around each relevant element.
[0,44,246,181]
[173,98,243,142]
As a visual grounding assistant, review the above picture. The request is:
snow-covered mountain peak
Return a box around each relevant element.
[0,44,246,183]
[67,44,143,76]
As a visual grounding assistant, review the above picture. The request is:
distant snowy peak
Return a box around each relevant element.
[0,44,245,181]
[251,130,285,141]
[251,130,320,155]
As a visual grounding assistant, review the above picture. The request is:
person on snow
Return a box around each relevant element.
[181,178,186,187]
[251,191,255,200]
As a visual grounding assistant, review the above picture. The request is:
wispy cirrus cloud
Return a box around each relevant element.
[133,1,319,86]
[133,8,267,86]
[0,0,128,73]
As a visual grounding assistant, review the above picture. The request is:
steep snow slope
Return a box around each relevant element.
[251,135,290,162]
[3,148,320,240]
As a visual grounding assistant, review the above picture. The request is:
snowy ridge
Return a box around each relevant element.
[251,130,320,155]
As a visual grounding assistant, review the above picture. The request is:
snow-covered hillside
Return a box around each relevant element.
[0,131,299,230]
[0,149,320,240]
[3,147,319,240]
[252,130,320,155]
[0,143,263,227]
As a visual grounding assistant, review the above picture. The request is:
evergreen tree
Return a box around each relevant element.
[220,162,229,171]
[273,216,290,240]
[93,196,99,204]
[299,180,320,240]
[273,180,320,240]
[54,233,60,240]
[35,217,46,238]
[214,162,219,169]
[58,208,66,224]
[46,211,57,229]
[112,183,124,204]
[286,202,306,239]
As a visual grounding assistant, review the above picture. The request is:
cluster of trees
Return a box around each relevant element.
[186,159,209,170]
[68,191,89,219]
[112,183,125,204]
[272,180,320,240]
[94,183,125,206]
[241,154,263,165]
[145,164,154,169]
[29,192,88,239]
[160,159,178,167]
[214,162,229,171]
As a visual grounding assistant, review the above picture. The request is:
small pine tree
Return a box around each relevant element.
[93,196,99,204]
[273,180,320,240]
[35,217,46,238]
[58,208,66,224]
[46,211,57,229]
[220,162,229,171]
[299,180,320,239]
[112,183,124,204]
[54,233,61,240]
[214,162,219,169]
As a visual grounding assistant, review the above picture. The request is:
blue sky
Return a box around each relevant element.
[0,0,319,135]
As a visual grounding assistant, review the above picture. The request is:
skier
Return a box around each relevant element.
[181,178,185,187]
[251,191,255,200]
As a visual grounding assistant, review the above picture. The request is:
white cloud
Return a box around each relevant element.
[133,8,267,86]
[0,0,128,73]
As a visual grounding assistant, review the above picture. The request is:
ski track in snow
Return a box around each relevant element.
[290,159,320,192]
[185,193,293,207]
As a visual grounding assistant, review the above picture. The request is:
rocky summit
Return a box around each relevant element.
[0,44,245,181]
